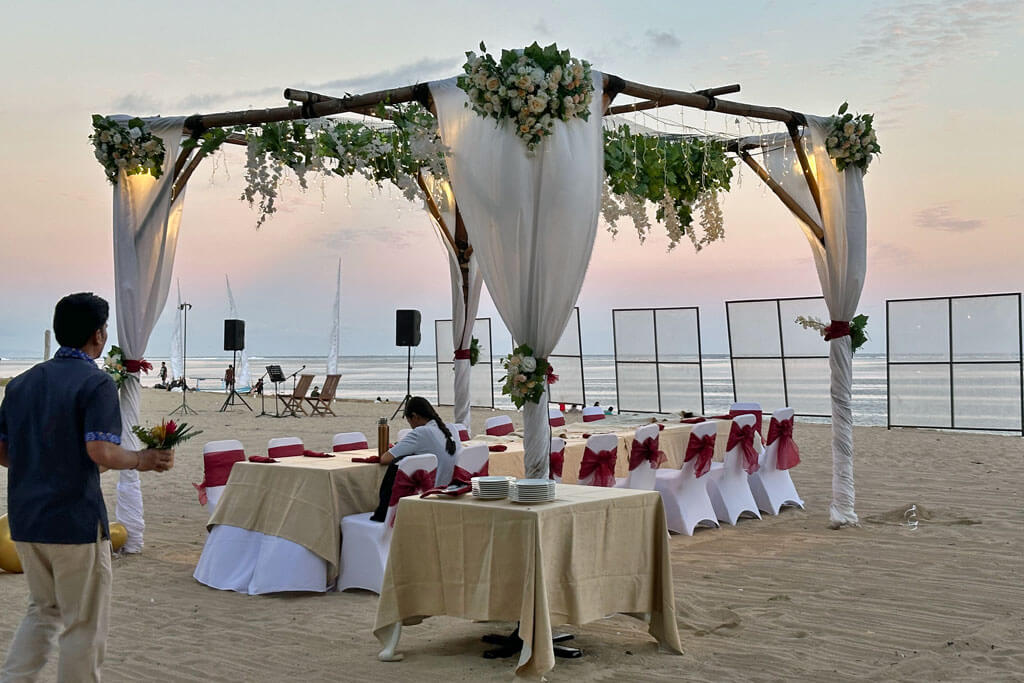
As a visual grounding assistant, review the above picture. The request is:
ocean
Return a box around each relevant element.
[0,353,892,427]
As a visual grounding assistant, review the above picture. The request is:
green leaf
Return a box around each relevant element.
[479,41,487,52]
[837,102,848,115]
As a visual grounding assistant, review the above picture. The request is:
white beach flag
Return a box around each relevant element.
[169,280,184,380]
[225,274,250,389]
[327,258,341,375]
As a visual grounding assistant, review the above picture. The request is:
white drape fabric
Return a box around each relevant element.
[327,259,341,375]
[225,275,250,388]
[169,280,184,380]
[112,116,188,551]
[762,117,867,527]
[430,75,605,478]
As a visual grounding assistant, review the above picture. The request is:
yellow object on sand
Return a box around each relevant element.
[0,514,23,573]
[109,522,127,552]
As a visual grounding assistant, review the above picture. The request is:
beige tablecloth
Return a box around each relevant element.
[207,453,385,580]
[373,484,682,677]
[482,419,731,482]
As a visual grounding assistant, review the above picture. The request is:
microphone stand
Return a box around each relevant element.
[170,302,197,416]
[391,346,413,420]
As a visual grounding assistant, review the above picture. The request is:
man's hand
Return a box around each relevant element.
[137,449,174,472]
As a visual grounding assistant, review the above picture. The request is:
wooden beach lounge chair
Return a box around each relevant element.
[306,374,341,416]
[278,374,314,416]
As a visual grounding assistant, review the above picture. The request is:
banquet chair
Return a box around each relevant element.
[729,402,764,448]
[447,422,471,442]
[194,439,245,512]
[453,443,489,483]
[485,415,515,436]
[194,526,328,595]
[582,406,605,422]
[306,373,341,416]
[549,437,566,482]
[278,373,315,416]
[396,428,412,442]
[338,454,438,594]
[332,431,369,452]
[654,422,720,535]
[748,408,805,515]
[578,433,619,487]
[705,414,762,525]
[267,436,304,458]
[614,424,661,490]
[549,408,566,428]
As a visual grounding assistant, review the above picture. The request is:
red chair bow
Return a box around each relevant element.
[192,449,245,505]
[684,433,716,478]
[579,447,617,487]
[549,448,565,479]
[728,409,763,435]
[486,422,515,436]
[727,422,760,475]
[452,461,489,484]
[268,442,304,458]
[549,416,566,427]
[124,358,153,374]
[628,436,666,471]
[766,417,800,470]
[458,428,470,441]
[824,320,851,341]
[333,441,368,452]
[388,468,437,524]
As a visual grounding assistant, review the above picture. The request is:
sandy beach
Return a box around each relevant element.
[0,387,1021,681]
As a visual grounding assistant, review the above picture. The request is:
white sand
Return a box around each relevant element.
[0,388,1022,681]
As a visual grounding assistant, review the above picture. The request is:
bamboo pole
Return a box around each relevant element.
[171,147,211,202]
[787,121,823,219]
[606,84,741,116]
[738,150,824,242]
[415,171,454,250]
[284,88,393,119]
[613,77,803,125]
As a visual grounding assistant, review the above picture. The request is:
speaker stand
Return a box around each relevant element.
[391,346,413,420]
[220,350,252,413]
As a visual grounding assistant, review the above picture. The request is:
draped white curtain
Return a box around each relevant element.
[761,116,867,527]
[112,116,188,552]
[327,259,341,375]
[169,280,184,380]
[430,75,605,478]
[225,275,250,388]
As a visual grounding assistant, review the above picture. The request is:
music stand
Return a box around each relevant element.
[263,364,290,418]
[219,350,252,413]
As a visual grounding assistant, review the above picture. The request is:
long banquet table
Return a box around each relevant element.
[373,484,683,677]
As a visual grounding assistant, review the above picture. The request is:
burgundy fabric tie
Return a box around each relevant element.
[582,413,604,423]
[486,422,515,437]
[458,428,470,441]
[728,409,763,435]
[488,445,507,452]
[766,417,801,470]
[453,348,471,360]
[628,435,666,471]
[302,450,333,458]
[549,448,565,479]
[727,423,760,475]
[824,320,851,341]
[388,468,437,524]
[124,358,153,374]
[192,449,245,505]
[549,416,566,427]
[579,447,617,487]
[333,441,368,452]
[452,461,489,484]
[268,443,304,458]
[684,433,716,478]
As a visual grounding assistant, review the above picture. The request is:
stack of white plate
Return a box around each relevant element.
[509,479,556,504]
[471,476,513,499]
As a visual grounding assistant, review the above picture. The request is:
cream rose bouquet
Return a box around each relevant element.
[90,116,166,183]
[825,103,880,173]
[500,344,557,408]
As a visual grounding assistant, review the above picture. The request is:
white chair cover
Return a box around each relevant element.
[577,433,619,487]
[749,408,805,515]
[582,406,605,422]
[484,415,515,436]
[549,437,566,483]
[615,424,659,490]
[332,431,369,452]
[705,414,762,525]
[654,421,720,535]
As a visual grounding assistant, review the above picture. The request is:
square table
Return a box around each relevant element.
[373,484,682,677]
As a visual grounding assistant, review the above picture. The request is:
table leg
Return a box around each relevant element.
[377,622,403,662]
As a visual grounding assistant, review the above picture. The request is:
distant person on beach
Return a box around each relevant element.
[372,396,459,522]
[159,362,168,385]
[0,292,174,681]
[311,385,320,398]
[224,365,235,390]
[604,405,615,416]
[251,378,264,396]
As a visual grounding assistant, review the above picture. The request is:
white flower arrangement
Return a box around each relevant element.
[825,103,880,173]
[90,116,166,184]
[458,42,593,151]
[103,345,129,388]
[500,343,557,408]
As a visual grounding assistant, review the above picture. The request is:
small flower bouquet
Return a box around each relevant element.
[469,337,481,366]
[825,103,880,173]
[500,344,557,408]
[103,345,129,388]
[90,115,166,184]
[458,41,593,151]
[131,419,202,449]
[795,314,870,352]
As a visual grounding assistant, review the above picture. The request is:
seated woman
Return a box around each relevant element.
[371,396,459,521]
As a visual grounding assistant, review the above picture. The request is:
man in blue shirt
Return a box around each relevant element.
[0,293,174,682]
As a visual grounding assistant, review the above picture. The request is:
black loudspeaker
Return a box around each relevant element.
[395,310,421,347]
[224,319,245,351]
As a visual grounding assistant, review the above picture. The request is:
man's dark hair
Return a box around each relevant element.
[53,293,109,348]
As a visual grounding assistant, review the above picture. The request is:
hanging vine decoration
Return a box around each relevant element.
[602,124,735,251]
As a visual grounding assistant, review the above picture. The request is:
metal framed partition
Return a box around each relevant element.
[725,296,831,416]
[612,307,704,414]
[886,293,1023,435]
[434,317,495,409]
[533,307,586,406]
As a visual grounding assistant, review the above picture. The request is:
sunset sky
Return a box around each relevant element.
[1,1,1021,359]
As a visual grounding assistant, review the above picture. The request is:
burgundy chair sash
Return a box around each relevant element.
[582,413,604,423]
[486,422,515,437]
[388,468,437,525]
[192,449,245,505]
[549,448,565,479]
[452,461,489,484]
[333,441,369,452]
[579,447,617,487]
[458,428,471,442]
[124,358,153,374]
[728,408,763,434]
[727,423,760,475]
[628,435,666,471]
[766,416,800,470]
[268,442,304,458]
[549,416,566,427]
[684,433,716,478]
